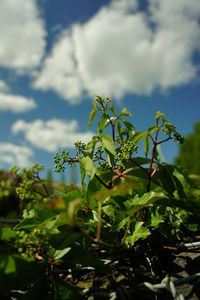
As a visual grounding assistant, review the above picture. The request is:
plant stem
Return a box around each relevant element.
[96,202,103,242]
[147,128,160,192]
[122,217,131,244]
[95,174,110,189]
[147,144,156,192]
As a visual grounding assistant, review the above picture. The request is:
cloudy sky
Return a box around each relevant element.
[0,0,199,178]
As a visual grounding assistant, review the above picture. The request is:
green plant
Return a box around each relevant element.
[0,96,199,299]
[54,96,186,245]
[175,120,200,175]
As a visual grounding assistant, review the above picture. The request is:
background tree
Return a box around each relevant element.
[175,121,200,175]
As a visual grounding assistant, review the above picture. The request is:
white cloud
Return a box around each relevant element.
[0,93,37,113]
[0,80,9,92]
[12,118,94,152]
[0,143,33,167]
[0,0,46,71]
[33,0,200,103]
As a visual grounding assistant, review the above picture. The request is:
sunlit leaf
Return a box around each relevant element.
[53,248,71,260]
[80,156,96,181]
[148,207,164,228]
[101,134,115,155]
[144,134,150,157]
[120,107,132,116]
[110,103,118,115]
[123,120,136,135]
[97,113,107,134]
[92,181,139,203]
[126,222,150,245]
[129,131,147,145]
[85,136,99,156]
[125,191,168,215]
[88,101,98,127]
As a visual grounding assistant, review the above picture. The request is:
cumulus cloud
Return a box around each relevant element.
[33,0,200,103]
[0,80,9,92]
[0,93,37,113]
[12,119,94,152]
[0,0,46,71]
[0,143,33,167]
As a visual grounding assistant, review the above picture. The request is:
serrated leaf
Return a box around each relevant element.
[125,191,168,215]
[149,208,164,228]
[88,101,98,127]
[126,222,150,245]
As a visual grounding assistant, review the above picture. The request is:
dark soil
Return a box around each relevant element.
[64,237,200,300]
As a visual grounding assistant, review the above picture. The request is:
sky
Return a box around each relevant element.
[0,0,200,180]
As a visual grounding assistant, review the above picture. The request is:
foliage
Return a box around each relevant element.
[0,96,199,299]
[175,121,200,176]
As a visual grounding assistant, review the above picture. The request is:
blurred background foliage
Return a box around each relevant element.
[175,121,200,177]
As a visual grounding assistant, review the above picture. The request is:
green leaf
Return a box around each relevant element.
[125,191,168,215]
[80,156,96,182]
[0,255,16,275]
[88,101,98,127]
[173,168,190,194]
[85,136,99,156]
[0,254,45,294]
[123,120,136,135]
[148,125,158,133]
[92,181,139,203]
[129,131,147,145]
[0,226,16,240]
[101,134,115,155]
[148,207,164,228]
[53,248,71,260]
[126,222,150,245]
[49,226,81,249]
[116,120,123,144]
[110,103,118,115]
[115,216,130,231]
[97,113,107,134]
[144,134,150,157]
[155,111,165,121]
[120,107,132,116]
[131,156,149,165]
[95,95,104,104]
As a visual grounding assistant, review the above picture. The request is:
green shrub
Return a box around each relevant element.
[0,96,199,299]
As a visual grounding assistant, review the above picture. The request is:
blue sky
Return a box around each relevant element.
[0,0,199,180]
